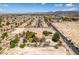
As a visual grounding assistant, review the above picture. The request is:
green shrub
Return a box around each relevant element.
[1,35,5,39]
[28,37,37,43]
[26,31,36,38]
[20,43,25,48]
[1,32,8,39]
[6,21,10,25]
[28,38,33,42]
[3,32,8,37]
[26,31,36,43]
[43,31,52,36]
[32,36,39,42]
[10,40,17,48]
[10,37,19,48]
[52,32,60,42]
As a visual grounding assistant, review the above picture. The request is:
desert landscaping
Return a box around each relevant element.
[0,14,77,55]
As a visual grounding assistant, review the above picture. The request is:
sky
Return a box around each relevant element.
[0,3,79,14]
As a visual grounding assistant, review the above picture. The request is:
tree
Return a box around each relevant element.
[52,32,60,42]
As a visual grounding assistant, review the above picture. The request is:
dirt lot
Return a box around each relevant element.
[1,28,74,55]
[52,21,79,47]
[2,47,69,55]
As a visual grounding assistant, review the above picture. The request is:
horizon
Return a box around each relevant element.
[0,3,79,14]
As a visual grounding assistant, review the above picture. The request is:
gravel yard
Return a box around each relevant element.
[2,47,68,55]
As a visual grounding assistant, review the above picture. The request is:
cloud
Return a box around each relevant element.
[0,4,8,7]
[54,4,63,7]
[62,4,76,11]
[62,7,77,11]
[65,3,74,7]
